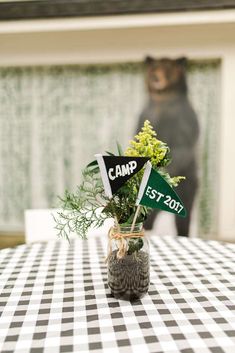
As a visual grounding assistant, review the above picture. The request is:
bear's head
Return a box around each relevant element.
[145,56,188,95]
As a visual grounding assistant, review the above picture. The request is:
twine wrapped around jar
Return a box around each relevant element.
[105,226,145,262]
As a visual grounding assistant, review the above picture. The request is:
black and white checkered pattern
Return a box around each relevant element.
[0,235,235,353]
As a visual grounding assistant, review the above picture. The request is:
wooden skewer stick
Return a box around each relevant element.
[114,215,119,231]
[131,205,141,233]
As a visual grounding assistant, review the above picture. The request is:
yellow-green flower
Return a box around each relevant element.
[125,120,170,168]
[125,120,185,187]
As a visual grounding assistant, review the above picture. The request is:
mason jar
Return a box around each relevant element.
[107,223,150,301]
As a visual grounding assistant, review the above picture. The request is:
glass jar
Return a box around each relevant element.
[107,223,150,301]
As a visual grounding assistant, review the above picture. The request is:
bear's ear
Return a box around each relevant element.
[144,56,155,66]
[176,57,187,67]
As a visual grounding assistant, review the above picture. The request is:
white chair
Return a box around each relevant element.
[24,208,113,244]
[24,209,62,244]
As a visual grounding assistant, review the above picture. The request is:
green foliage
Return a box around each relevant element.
[55,120,185,239]
[54,167,110,240]
[102,182,148,225]
[127,238,144,255]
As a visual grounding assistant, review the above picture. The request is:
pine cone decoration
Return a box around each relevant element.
[108,250,150,301]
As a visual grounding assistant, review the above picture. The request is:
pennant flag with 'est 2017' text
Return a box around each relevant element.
[136,161,187,217]
[95,154,149,198]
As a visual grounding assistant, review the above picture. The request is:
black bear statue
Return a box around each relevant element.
[137,56,200,236]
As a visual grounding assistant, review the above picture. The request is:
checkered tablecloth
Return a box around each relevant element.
[0,235,235,353]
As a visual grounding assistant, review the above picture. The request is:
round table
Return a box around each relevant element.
[0,235,235,353]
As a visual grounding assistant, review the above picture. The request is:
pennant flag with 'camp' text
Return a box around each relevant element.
[136,162,186,217]
[95,154,149,198]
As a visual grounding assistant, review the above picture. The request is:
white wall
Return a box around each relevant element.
[0,9,235,241]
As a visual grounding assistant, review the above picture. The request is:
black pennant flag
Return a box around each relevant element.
[95,155,149,197]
